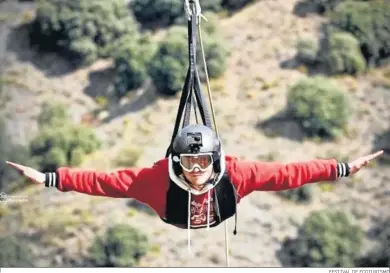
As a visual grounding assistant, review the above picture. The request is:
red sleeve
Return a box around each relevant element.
[228,158,338,199]
[56,167,147,198]
[55,159,169,218]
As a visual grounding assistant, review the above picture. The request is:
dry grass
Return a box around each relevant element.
[113,146,143,167]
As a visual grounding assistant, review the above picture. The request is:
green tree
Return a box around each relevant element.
[131,0,223,28]
[174,11,229,82]
[89,224,149,267]
[131,0,184,27]
[278,209,363,267]
[329,0,390,67]
[148,24,229,95]
[30,102,101,172]
[111,34,158,97]
[37,101,68,127]
[296,37,320,65]
[326,31,366,75]
[29,0,140,66]
[148,27,188,96]
[287,76,352,139]
[200,27,229,80]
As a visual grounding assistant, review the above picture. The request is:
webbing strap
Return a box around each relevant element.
[165,3,212,157]
[166,1,232,268]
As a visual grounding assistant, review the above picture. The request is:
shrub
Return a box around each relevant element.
[148,24,229,96]
[222,0,255,11]
[30,102,101,172]
[174,11,229,78]
[37,101,68,127]
[199,28,229,80]
[198,11,220,36]
[0,236,35,267]
[287,76,352,139]
[295,0,373,15]
[131,0,223,28]
[147,27,187,96]
[296,37,320,65]
[277,209,363,267]
[89,224,149,267]
[130,0,184,27]
[277,186,313,204]
[326,31,366,75]
[357,218,390,267]
[29,0,140,66]
[299,0,345,14]
[111,34,158,97]
[329,0,390,68]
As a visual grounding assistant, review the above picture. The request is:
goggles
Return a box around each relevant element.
[174,153,214,172]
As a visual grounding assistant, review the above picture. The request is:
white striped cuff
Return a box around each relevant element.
[44,172,58,187]
[337,162,350,178]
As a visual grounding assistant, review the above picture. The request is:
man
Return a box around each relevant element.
[6,124,383,243]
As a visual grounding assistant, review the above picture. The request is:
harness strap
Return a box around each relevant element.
[165,2,212,157]
[165,0,233,268]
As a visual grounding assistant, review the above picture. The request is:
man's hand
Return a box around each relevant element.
[348,150,384,175]
[6,161,45,184]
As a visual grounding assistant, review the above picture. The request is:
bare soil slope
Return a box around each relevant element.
[0,0,389,267]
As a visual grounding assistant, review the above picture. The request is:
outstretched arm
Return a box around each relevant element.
[232,158,340,197]
[229,150,383,198]
[6,161,153,199]
[49,166,147,198]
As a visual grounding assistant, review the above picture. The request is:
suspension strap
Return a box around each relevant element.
[165,0,232,268]
[165,0,212,157]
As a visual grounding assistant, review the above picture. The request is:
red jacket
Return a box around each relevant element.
[54,155,339,221]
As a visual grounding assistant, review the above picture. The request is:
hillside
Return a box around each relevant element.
[0,0,389,267]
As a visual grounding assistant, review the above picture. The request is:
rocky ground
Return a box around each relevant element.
[0,0,389,267]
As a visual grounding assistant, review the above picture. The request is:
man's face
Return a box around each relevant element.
[179,153,214,187]
[183,165,213,186]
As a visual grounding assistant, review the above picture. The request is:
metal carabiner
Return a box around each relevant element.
[184,0,202,21]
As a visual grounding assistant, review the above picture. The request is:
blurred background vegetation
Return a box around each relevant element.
[0,0,389,268]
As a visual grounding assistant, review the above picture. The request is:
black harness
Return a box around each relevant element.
[165,5,211,158]
[162,171,238,233]
[162,1,238,234]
